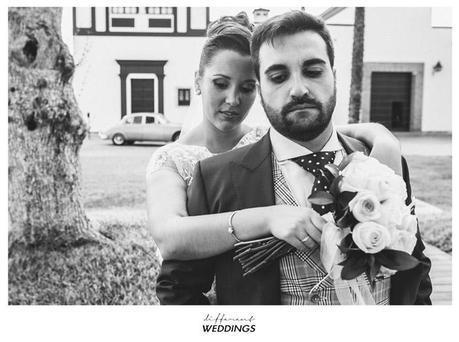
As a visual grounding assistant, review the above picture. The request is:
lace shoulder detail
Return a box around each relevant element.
[146,143,179,175]
[236,126,268,148]
[146,142,212,186]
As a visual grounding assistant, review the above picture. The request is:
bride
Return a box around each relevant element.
[146,12,402,261]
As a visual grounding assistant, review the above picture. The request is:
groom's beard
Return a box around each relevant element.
[260,87,336,142]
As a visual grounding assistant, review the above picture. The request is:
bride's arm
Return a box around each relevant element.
[147,170,323,261]
[336,123,402,175]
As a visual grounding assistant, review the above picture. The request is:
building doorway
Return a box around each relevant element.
[116,60,167,118]
[130,78,155,113]
[125,73,159,115]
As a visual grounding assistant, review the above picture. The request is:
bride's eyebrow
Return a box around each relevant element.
[212,74,230,79]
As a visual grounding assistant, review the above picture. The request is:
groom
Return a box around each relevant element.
[156,10,432,305]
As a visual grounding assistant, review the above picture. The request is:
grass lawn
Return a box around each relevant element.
[80,142,154,209]
[405,155,452,254]
[9,222,160,304]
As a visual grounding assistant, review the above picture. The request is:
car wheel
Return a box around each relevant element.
[172,131,181,142]
[112,133,126,145]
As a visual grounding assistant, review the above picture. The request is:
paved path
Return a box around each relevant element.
[396,133,451,156]
[424,244,452,305]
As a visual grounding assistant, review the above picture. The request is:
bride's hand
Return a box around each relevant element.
[265,205,327,251]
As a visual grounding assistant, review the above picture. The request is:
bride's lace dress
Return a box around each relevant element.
[146,127,267,184]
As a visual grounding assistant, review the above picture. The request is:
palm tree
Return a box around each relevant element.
[348,7,365,123]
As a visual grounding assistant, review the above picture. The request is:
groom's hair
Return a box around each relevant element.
[251,10,335,80]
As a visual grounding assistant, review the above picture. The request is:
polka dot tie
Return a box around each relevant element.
[291,151,336,215]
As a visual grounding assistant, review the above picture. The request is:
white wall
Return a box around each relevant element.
[72,35,206,131]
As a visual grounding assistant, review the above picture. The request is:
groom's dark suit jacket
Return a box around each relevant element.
[156,132,432,305]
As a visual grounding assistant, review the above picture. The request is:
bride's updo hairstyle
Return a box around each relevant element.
[198,12,254,76]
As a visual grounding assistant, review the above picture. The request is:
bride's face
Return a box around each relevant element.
[197,49,257,132]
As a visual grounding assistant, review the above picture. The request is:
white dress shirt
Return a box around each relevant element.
[269,126,345,207]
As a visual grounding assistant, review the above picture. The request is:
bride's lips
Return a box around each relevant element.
[219,110,241,119]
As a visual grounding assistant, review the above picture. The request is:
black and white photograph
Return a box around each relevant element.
[5,2,456,341]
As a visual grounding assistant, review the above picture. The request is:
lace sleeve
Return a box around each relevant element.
[146,144,179,177]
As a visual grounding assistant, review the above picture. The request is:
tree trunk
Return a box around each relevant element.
[348,7,365,123]
[8,7,98,247]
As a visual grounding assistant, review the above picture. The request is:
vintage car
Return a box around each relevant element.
[99,113,181,145]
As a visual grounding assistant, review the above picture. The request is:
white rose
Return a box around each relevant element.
[339,154,371,192]
[364,177,392,201]
[348,191,381,222]
[377,196,409,227]
[389,230,417,255]
[378,173,407,202]
[340,153,407,202]
[339,168,367,193]
[352,222,392,254]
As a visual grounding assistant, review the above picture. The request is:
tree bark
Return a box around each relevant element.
[8,7,98,247]
[348,7,365,124]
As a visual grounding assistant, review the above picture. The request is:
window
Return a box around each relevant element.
[146,7,173,15]
[146,116,155,124]
[107,6,176,33]
[133,115,143,124]
[111,7,139,14]
[178,88,191,106]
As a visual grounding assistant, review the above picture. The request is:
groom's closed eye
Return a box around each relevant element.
[264,64,289,84]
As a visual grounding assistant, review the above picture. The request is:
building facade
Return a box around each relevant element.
[69,7,452,132]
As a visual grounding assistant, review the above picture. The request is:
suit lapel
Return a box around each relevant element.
[230,132,276,209]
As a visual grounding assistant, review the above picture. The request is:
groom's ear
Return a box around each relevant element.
[194,71,201,95]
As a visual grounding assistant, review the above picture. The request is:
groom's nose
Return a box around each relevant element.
[289,74,310,99]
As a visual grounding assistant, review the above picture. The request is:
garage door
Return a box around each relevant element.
[370,72,411,131]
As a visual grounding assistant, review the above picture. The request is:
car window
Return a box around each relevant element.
[157,117,166,124]
[124,116,134,124]
[146,116,155,124]
[133,116,142,124]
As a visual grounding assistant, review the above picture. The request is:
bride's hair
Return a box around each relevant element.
[198,12,254,76]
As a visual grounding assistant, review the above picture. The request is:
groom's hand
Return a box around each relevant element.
[267,205,326,251]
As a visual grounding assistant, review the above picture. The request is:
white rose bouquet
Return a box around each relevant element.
[310,152,420,284]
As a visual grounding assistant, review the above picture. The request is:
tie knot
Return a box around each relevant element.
[292,151,336,176]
